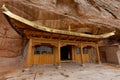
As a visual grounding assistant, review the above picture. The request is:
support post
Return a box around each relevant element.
[96,44,101,64]
[57,41,61,69]
[25,39,33,67]
[80,43,84,66]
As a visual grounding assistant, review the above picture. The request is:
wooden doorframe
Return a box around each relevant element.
[60,45,73,61]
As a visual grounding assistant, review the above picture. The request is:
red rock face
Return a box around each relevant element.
[1,0,120,58]
[0,1,23,57]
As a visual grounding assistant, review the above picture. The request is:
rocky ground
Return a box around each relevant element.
[0,63,120,80]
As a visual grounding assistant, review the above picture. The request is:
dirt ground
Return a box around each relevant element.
[0,63,120,80]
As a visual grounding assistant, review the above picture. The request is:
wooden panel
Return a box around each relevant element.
[53,47,57,64]
[33,53,54,64]
[83,54,90,63]
[72,46,75,62]
[33,54,39,64]
[75,54,81,63]
[73,46,81,63]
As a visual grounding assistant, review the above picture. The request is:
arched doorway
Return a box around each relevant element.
[60,45,72,61]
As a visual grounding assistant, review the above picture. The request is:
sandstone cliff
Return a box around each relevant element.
[0,0,23,57]
[1,0,120,57]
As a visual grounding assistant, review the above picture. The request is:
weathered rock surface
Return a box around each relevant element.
[2,0,120,39]
[0,1,23,57]
[1,0,120,58]
[3,0,120,28]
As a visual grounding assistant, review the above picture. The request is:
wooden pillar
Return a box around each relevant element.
[57,41,61,68]
[80,43,84,66]
[25,39,33,67]
[96,44,101,64]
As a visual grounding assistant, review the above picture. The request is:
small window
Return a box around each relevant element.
[34,45,40,54]
[34,45,53,54]
[83,48,88,54]
[41,46,47,53]
[47,46,53,53]
[76,48,80,54]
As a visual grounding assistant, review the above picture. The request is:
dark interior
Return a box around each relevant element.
[60,45,72,60]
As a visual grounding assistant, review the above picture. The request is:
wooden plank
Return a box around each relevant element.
[51,54,54,64]
[89,49,92,63]
[54,47,58,65]
[39,54,42,64]
[33,54,39,64]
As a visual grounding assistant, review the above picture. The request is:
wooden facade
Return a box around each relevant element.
[25,37,101,67]
[2,5,115,68]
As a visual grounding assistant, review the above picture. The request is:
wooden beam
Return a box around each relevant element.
[24,29,98,42]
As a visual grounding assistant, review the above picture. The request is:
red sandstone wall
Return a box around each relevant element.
[0,1,23,57]
[99,45,119,64]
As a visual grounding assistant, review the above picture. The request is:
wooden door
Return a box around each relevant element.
[83,47,91,63]
[74,47,81,63]
[33,53,54,64]
[33,45,55,65]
